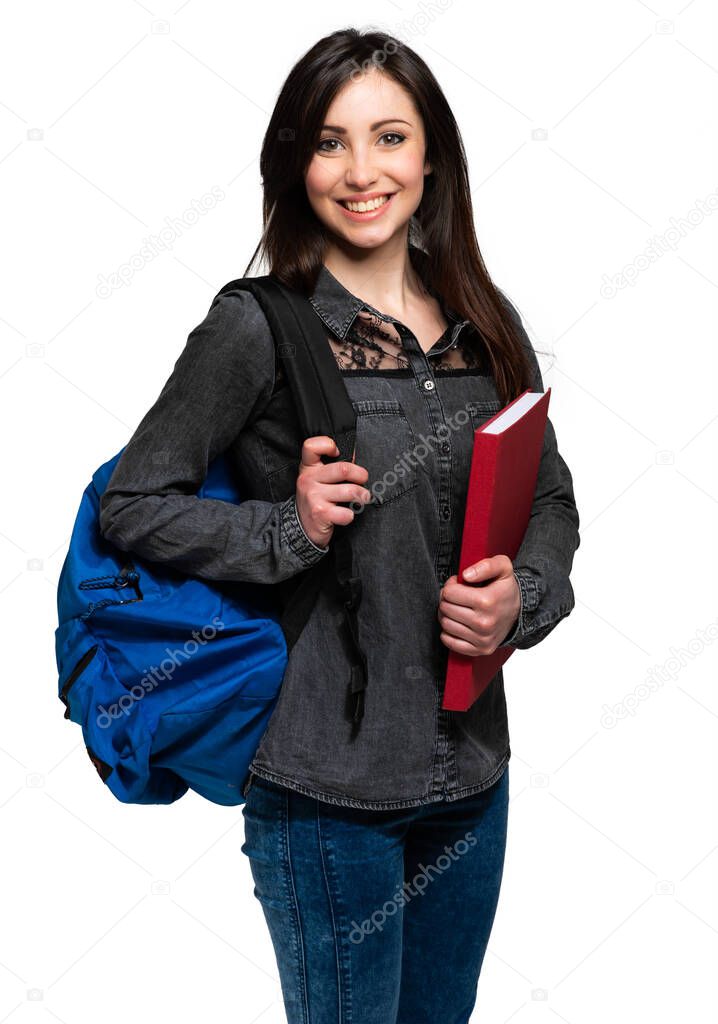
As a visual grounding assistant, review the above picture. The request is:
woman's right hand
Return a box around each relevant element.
[295,436,373,549]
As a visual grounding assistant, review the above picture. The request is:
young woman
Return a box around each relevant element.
[100,27,580,1024]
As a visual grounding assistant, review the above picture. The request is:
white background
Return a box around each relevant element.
[3,1,717,1021]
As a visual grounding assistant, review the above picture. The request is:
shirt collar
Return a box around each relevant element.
[308,253,470,348]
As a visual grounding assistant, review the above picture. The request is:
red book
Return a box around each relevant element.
[441,387,551,711]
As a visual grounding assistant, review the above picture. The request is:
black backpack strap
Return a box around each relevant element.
[215,274,368,727]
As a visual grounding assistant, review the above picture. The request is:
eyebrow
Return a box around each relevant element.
[319,118,412,133]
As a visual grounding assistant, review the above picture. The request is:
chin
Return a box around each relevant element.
[340,231,395,249]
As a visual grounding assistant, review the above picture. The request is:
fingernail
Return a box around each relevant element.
[463,567,477,580]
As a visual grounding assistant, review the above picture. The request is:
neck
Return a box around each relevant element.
[321,235,428,319]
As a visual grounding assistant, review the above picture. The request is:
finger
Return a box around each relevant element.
[441,576,497,610]
[313,460,370,486]
[439,631,483,657]
[461,554,512,583]
[440,576,470,608]
[300,436,340,468]
[438,607,491,641]
[316,501,356,528]
[440,618,497,654]
[316,482,374,508]
[438,600,485,631]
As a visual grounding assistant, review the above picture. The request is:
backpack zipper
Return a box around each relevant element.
[59,644,98,718]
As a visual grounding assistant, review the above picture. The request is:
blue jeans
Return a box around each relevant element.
[240,765,509,1023]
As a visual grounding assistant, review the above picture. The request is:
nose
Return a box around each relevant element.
[344,147,379,190]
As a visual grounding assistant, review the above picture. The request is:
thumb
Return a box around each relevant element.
[462,557,498,583]
[300,435,340,468]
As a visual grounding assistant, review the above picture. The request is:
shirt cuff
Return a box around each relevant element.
[278,494,331,565]
[501,568,540,646]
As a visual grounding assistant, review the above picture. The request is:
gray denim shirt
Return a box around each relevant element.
[99,257,581,810]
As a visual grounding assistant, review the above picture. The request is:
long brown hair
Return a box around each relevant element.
[243,27,537,405]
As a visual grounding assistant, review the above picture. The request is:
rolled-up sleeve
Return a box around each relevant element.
[497,292,581,650]
[98,286,329,584]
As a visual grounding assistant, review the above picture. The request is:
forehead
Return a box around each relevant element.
[322,70,418,126]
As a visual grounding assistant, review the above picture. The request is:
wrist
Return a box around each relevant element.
[295,505,329,552]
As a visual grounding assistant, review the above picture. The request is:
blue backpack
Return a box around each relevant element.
[55,275,367,806]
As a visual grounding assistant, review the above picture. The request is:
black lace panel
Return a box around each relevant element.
[274,308,483,389]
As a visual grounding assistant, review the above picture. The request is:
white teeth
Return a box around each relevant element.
[341,194,391,213]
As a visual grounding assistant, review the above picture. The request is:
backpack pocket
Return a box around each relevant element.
[55,619,181,803]
[151,690,279,806]
[59,644,99,718]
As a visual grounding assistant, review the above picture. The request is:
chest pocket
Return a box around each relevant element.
[467,400,502,434]
[350,399,419,510]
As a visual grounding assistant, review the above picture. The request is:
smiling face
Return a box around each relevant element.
[304,68,432,252]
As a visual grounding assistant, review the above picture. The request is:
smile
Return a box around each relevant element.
[335,192,396,220]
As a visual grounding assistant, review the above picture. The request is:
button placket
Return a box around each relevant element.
[424,388,454,578]
[429,691,454,796]
[395,327,454,588]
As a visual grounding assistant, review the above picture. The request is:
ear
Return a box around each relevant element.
[424,160,432,176]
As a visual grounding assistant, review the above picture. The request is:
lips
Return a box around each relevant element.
[338,192,394,208]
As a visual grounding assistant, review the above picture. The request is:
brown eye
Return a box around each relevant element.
[379,132,405,146]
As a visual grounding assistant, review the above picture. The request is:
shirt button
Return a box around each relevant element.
[441,505,451,520]
[423,379,435,391]
[438,569,449,583]
[441,441,450,453]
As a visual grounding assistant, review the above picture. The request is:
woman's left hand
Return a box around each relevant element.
[438,555,521,656]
